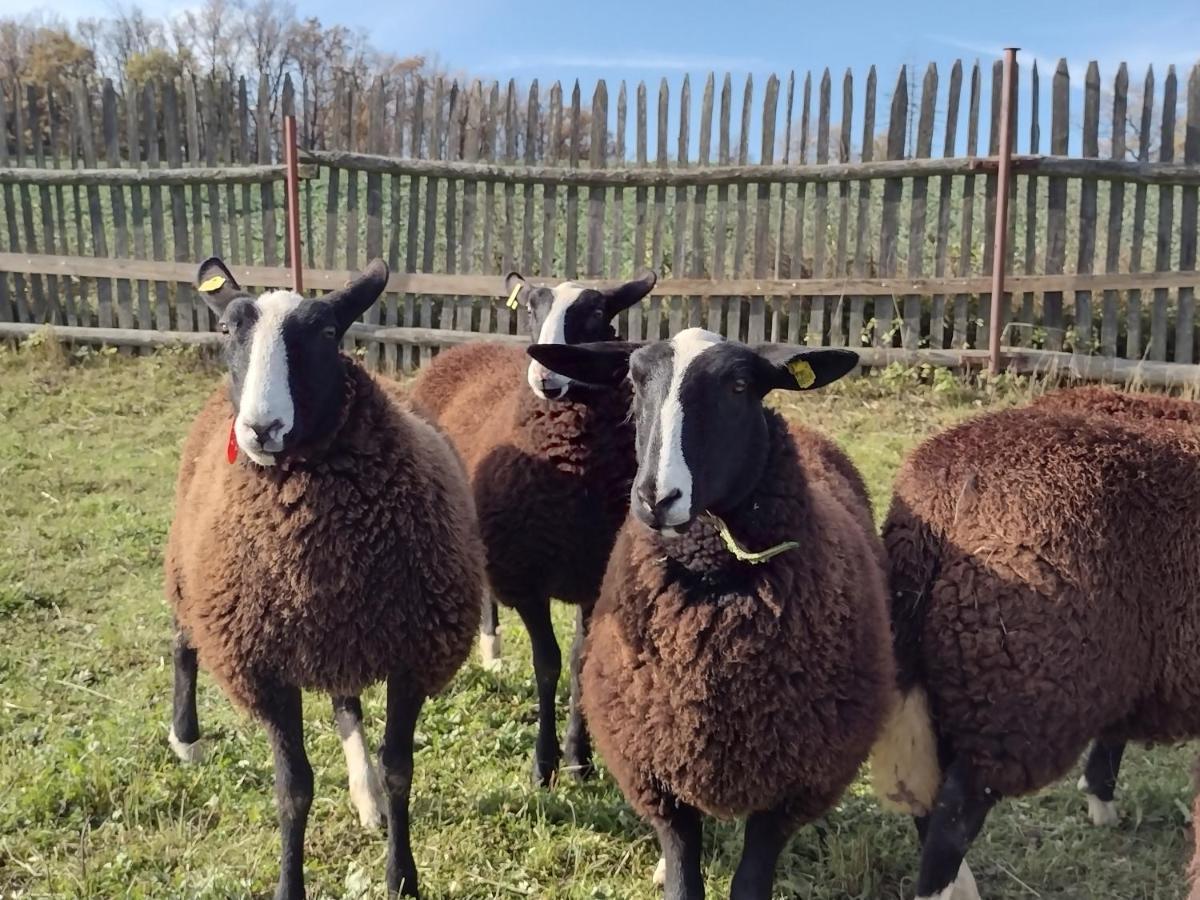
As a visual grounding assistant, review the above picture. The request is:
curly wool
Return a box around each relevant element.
[165,363,485,715]
[885,394,1200,798]
[410,343,634,607]
[582,412,893,823]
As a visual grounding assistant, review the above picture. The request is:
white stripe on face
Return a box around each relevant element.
[236,289,302,466]
[527,283,585,399]
[655,328,724,527]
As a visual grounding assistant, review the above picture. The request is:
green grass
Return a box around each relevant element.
[0,344,1195,899]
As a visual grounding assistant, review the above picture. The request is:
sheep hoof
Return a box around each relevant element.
[530,754,559,788]
[168,726,205,764]
[350,763,388,830]
[479,632,502,671]
[1077,775,1119,826]
[652,856,666,888]
[917,861,979,900]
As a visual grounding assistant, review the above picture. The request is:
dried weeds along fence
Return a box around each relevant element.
[1,60,1198,381]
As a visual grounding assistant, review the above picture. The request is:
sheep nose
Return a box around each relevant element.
[247,419,283,446]
[636,485,683,526]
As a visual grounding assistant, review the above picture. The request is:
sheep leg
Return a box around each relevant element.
[654,801,705,900]
[915,758,991,900]
[517,598,562,786]
[562,604,595,781]
[169,622,204,764]
[380,676,425,898]
[1078,738,1125,826]
[729,805,794,900]
[261,685,313,900]
[332,696,386,829]
[479,592,502,670]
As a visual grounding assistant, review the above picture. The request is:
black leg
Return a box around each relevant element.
[1079,737,1125,825]
[655,800,704,900]
[260,685,312,900]
[915,758,994,900]
[562,604,595,781]
[730,805,795,900]
[479,592,502,669]
[516,598,562,786]
[332,696,385,828]
[380,675,425,898]
[170,621,202,762]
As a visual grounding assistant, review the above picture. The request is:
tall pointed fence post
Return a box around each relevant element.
[988,47,1018,376]
[283,114,303,292]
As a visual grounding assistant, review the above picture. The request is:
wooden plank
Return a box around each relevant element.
[1072,61,1101,355]
[162,79,192,330]
[1127,69,1155,359]
[0,85,25,323]
[420,77,445,365]
[670,75,690,337]
[479,81,499,336]
[793,70,811,345]
[808,70,831,348]
[203,78,224,260]
[541,80,562,290]
[102,81,132,334]
[29,84,61,322]
[5,252,1197,296]
[632,81,650,334]
[565,80,582,278]
[749,74,778,346]
[279,76,295,271]
[504,81,522,333]
[402,77,426,372]
[979,61,1002,351]
[952,63,982,350]
[146,83,170,328]
[324,73,344,277]
[457,82,482,334]
[588,80,609,277]
[829,70,852,347]
[692,73,714,330]
[75,80,113,329]
[1101,64,1127,358]
[15,84,43,322]
[127,81,150,329]
[439,82,460,341]
[1044,60,1070,351]
[648,79,668,339]
[522,80,538,276]
[729,75,753,342]
[903,63,936,349]
[258,73,278,269]
[706,75,723,335]
[610,81,628,309]
[383,81,406,374]
[364,77,387,369]
[1151,67,1178,362]
[1017,61,1040,349]
[344,77,361,275]
[1179,64,1200,364]
[47,87,76,325]
[931,61,963,349]
[239,78,254,265]
[875,67,907,348]
[847,67,873,349]
[771,72,794,341]
[184,76,204,264]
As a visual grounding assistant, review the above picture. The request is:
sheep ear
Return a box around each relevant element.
[196,257,245,317]
[603,269,657,318]
[327,258,390,337]
[527,341,640,386]
[503,271,527,309]
[753,346,859,392]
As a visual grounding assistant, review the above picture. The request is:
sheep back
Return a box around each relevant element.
[165,364,485,715]
[582,412,892,824]
[884,404,1200,797]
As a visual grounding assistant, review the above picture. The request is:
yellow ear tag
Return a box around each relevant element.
[788,359,816,389]
[505,283,522,310]
[198,274,226,292]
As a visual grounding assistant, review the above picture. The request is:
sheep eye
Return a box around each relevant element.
[219,321,230,336]
[732,377,748,394]
[322,325,337,340]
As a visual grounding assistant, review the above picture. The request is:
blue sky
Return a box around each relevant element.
[13,0,1200,158]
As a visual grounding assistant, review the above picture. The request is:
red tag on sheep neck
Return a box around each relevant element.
[226,421,238,464]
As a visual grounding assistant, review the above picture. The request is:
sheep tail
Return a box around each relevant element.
[869,683,941,816]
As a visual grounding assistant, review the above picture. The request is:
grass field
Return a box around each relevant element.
[0,342,1196,899]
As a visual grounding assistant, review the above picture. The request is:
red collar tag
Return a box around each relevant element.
[226,421,238,464]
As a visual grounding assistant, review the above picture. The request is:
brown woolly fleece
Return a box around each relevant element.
[885,396,1200,798]
[409,343,634,608]
[582,412,893,823]
[165,362,484,715]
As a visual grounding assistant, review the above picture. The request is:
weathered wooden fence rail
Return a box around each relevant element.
[2,57,1199,379]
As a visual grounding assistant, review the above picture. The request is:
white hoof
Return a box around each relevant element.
[652,856,666,888]
[480,632,502,671]
[1078,774,1118,825]
[349,762,387,829]
[168,726,205,764]
[917,860,979,900]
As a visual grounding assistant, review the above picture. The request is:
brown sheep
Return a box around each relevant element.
[166,258,484,899]
[409,270,656,785]
[527,330,893,900]
[872,389,1200,900]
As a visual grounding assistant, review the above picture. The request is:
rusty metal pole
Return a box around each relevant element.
[988,48,1018,377]
[283,114,303,292]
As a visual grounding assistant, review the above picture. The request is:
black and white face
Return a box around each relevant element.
[526,328,859,535]
[196,257,390,466]
[505,270,656,400]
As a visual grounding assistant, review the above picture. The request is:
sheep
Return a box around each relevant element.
[871,387,1200,900]
[166,257,484,900]
[526,329,894,900]
[409,269,656,785]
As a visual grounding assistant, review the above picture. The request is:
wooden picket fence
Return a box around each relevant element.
[1,58,1199,382]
